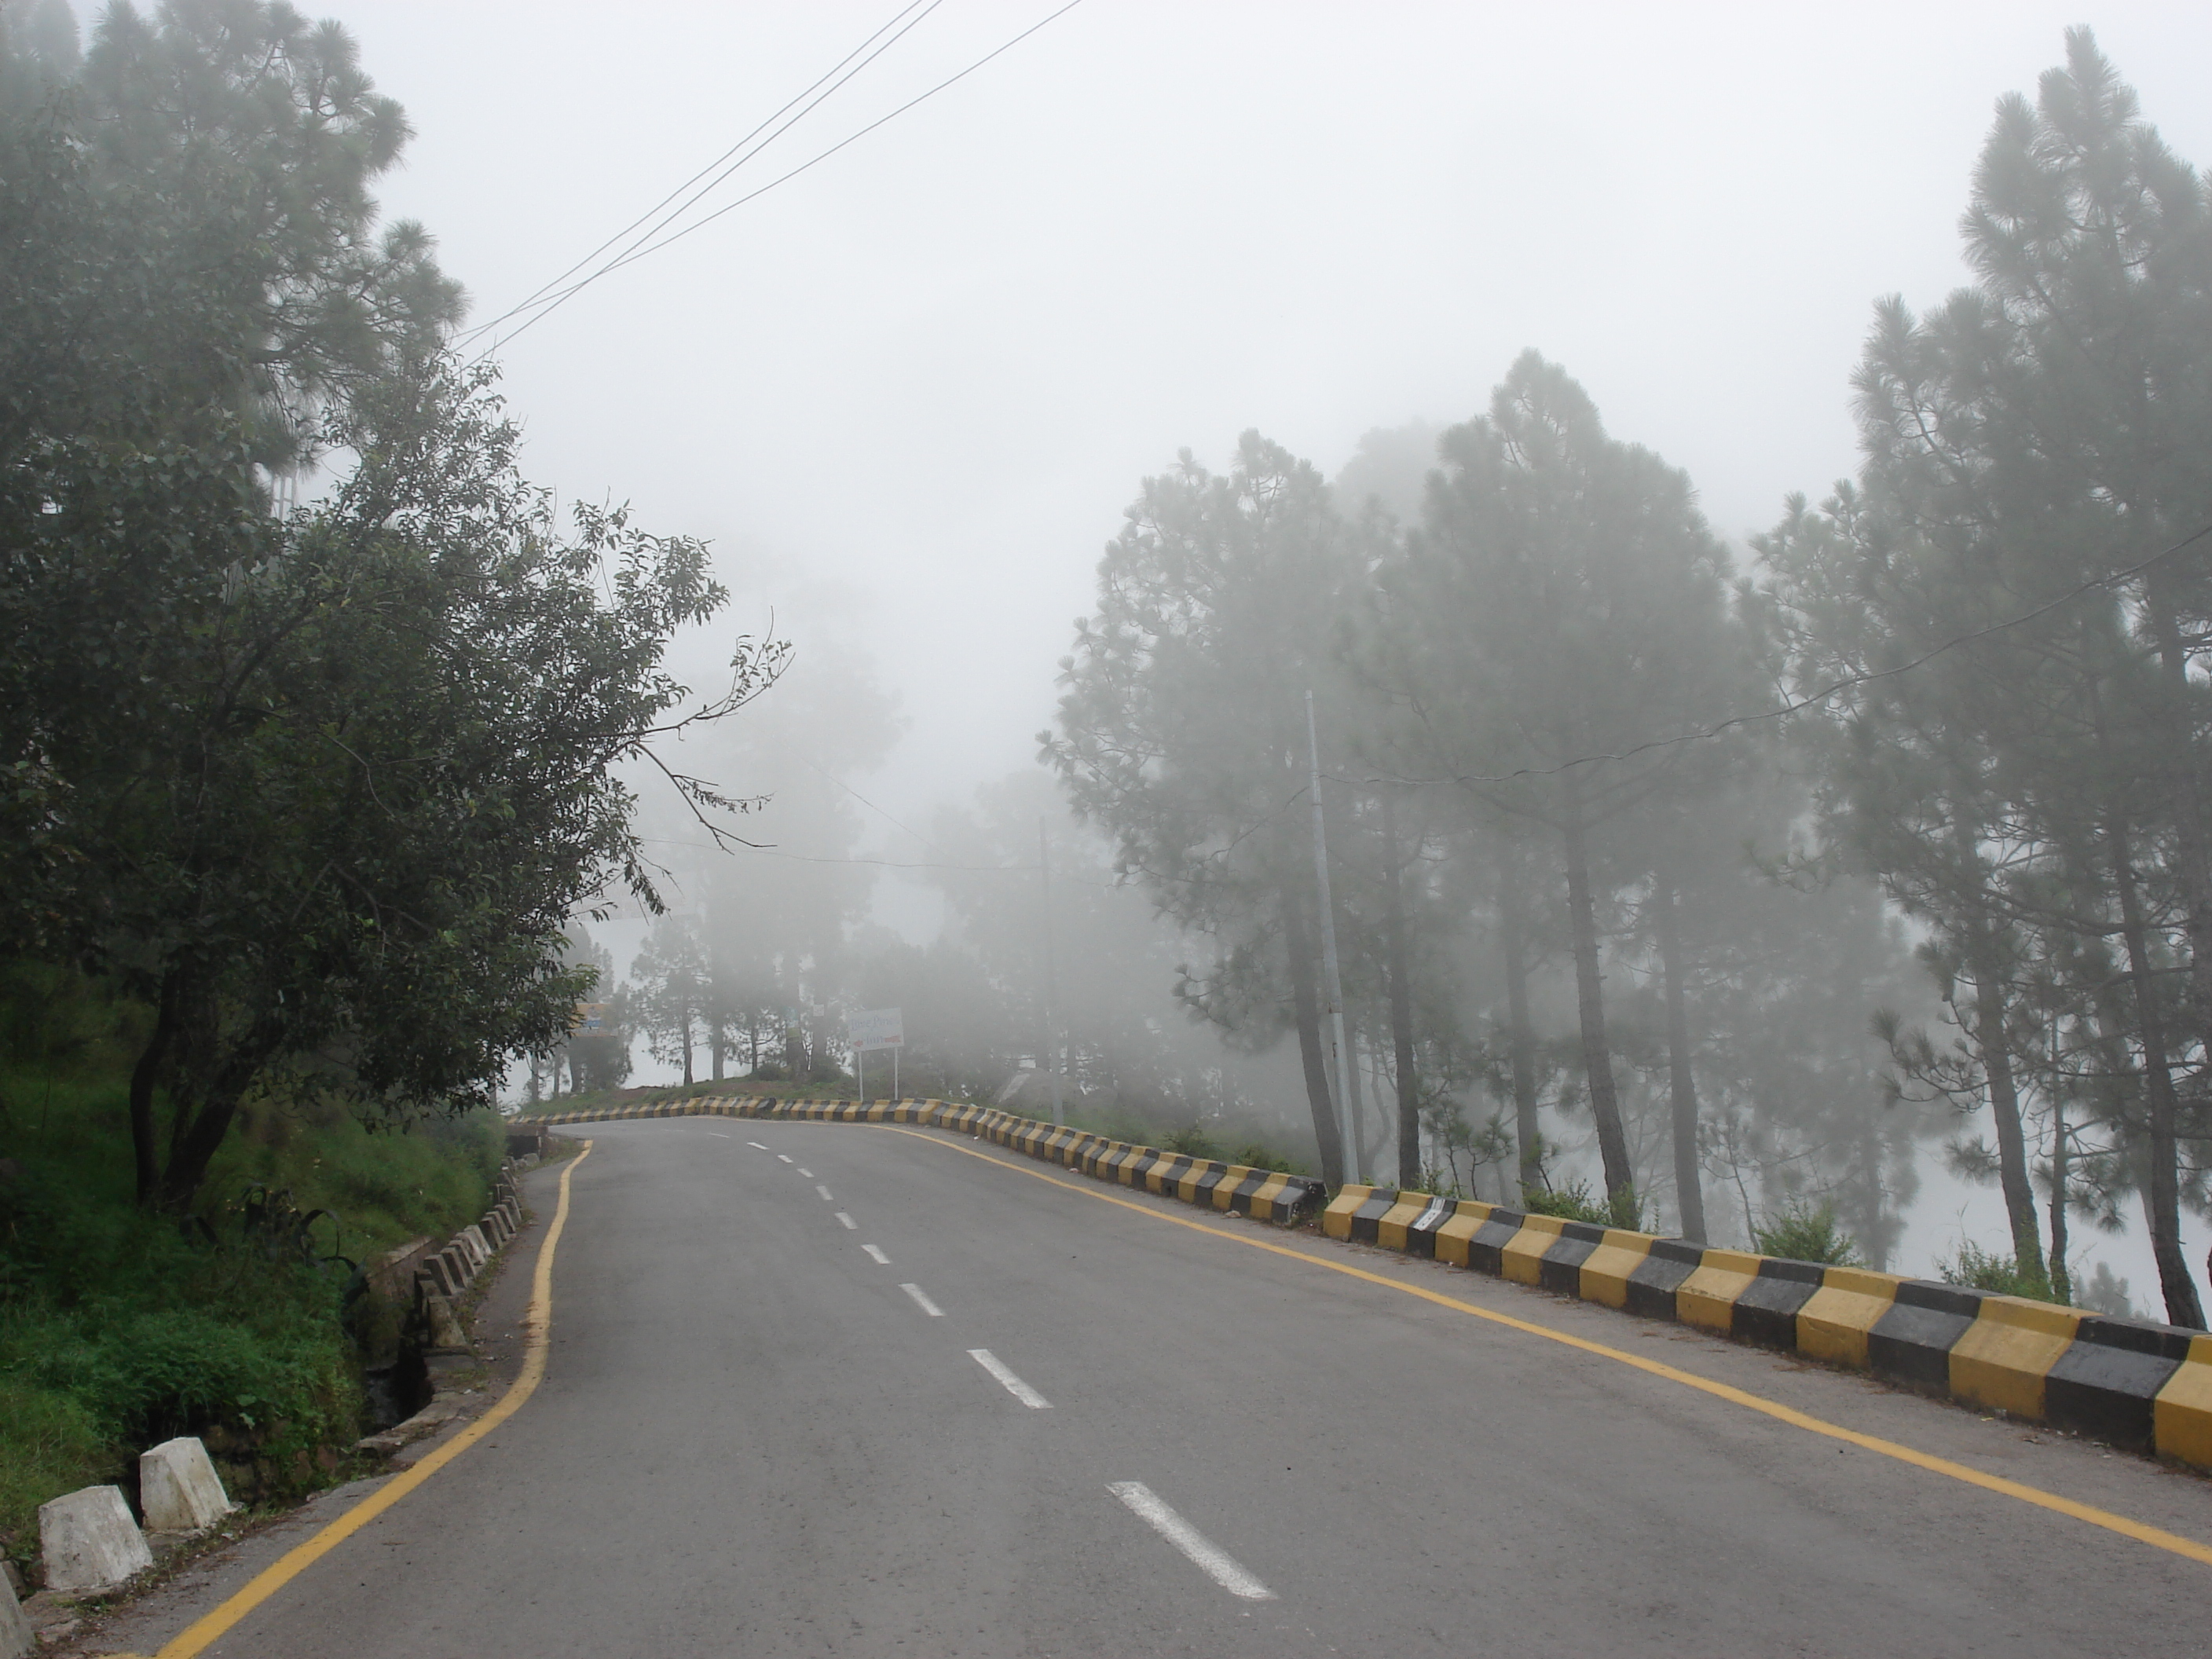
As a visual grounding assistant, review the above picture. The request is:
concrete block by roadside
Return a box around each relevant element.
[420,1289,468,1350]
[438,1245,471,1292]
[423,1251,460,1299]
[0,1572,31,1659]
[139,1437,235,1533]
[38,1485,153,1595]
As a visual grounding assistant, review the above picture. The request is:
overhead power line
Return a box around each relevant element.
[1414,518,2212,789]
[460,0,943,348]
[469,0,1087,359]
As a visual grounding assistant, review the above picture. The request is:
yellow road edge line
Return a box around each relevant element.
[152,1141,597,1659]
[881,1123,2212,1569]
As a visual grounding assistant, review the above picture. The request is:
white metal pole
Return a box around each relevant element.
[1306,691,1361,1183]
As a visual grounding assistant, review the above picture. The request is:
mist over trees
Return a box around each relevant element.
[1031,29,2210,1319]
[19,2,2203,1328]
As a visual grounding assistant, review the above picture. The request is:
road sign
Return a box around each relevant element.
[573,1002,608,1034]
[848,1007,904,1052]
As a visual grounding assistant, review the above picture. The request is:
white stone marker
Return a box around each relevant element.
[38,1485,152,1595]
[139,1437,236,1533]
[1,1570,32,1659]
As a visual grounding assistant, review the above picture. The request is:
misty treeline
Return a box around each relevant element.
[1049,31,2212,1325]
[546,643,1314,1163]
[0,0,775,1209]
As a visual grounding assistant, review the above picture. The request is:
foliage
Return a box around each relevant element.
[2075,1260,2140,1320]
[1160,1122,1225,1161]
[1762,28,2212,1324]
[2,5,782,1212]
[1752,1201,1865,1268]
[1519,1178,1617,1229]
[1048,432,1371,1185]
[1939,1241,2059,1304]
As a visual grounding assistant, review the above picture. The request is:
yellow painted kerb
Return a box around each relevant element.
[1499,1214,1566,1286]
[2155,1335,2212,1468]
[1949,1295,2083,1419]
[1676,1248,1763,1335]
[1796,1267,1902,1369]
[1375,1191,1435,1251]
[154,1141,595,1659]
[1577,1229,1655,1309]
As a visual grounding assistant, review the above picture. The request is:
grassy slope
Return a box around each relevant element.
[0,977,504,1567]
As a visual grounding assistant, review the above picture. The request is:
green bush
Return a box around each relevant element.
[0,986,504,1558]
[1939,1240,2058,1302]
[1753,1200,1864,1267]
[1521,1177,1622,1228]
[1161,1123,1225,1161]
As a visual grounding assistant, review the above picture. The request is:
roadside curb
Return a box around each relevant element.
[355,1156,531,1462]
[1319,1185,2212,1471]
[529,1096,1327,1225]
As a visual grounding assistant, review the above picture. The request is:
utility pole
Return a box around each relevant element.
[1040,818,1064,1126]
[1306,691,1361,1183]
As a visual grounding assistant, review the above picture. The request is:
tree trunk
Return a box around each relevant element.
[1950,815,2045,1281]
[1558,780,1633,1207]
[1380,793,1421,1188]
[680,1011,695,1086]
[128,976,180,1209]
[1498,855,1543,1194]
[1283,887,1346,1188]
[1654,880,1707,1242]
[711,1025,724,1082]
[2141,589,2212,1071]
[2108,815,2206,1328]
[2049,1091,2071,1307]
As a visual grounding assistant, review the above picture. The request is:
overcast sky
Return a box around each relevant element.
[276,2,2212,1290]
[316,0,2212,858]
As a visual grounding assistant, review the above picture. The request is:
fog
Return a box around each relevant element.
[241,2,2212,1313]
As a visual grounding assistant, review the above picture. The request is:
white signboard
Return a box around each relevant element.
[848,1007,904,1052]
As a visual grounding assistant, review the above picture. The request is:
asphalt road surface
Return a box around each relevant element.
[101,1118,2212,1656]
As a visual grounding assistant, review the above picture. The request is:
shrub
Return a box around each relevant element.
[1521,1177,1617,1228]
[1161,1123,1225,1161]
[1753,1200,1864,1267]
[1939,1240,2057,1302]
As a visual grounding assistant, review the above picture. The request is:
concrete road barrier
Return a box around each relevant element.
[1,1570,30,1659]
[1321,1183,2212,1470]
[138,1437,235,1533]
[38,1485,152,1595]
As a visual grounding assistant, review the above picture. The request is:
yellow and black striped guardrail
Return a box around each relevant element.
[527,1096,1328,1227]
[1323,1185,2212,1470]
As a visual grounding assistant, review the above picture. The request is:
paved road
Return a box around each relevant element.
[103,1119,2212,1656]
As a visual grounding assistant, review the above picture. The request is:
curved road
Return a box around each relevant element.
[97,1118,2212,1656]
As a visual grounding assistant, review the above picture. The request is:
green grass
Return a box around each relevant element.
[0,969,504,1570]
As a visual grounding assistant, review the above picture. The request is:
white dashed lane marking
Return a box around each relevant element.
[969,1350,1051,1408]
[815,1184,834,1201]
[748,1141,768,1149]
[835,1212,857,1230]
[1108,1482,1273,1601]
[862,1244,891,1264]
[899,1284,944,1317]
